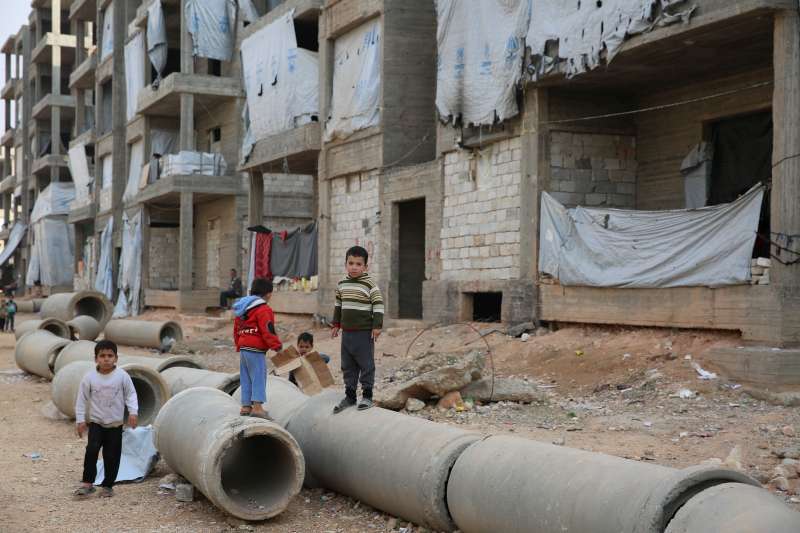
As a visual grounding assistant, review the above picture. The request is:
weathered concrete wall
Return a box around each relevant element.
[193,196,241,290]
[149,226,179,290]
[263,173,314,231]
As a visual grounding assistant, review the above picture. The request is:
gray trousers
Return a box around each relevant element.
[341,329,375,399]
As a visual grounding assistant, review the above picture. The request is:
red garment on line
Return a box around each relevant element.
[254,232,272,279]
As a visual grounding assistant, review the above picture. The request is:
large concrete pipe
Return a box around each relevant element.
[664,482,800,532]
[233,376,310,427]
[39,291,113,328]
[16,299,44,313]
[14,318,71,340]
[53,340,206,373]
[446,435,761,533]
[104,320,183,351]
[154,387,305,521]
[53,341,99,374]
[52,360,170,426]
[284,390,481,531]
[161,367,240,396]
[66,315,102,341]
[15,330,71,379]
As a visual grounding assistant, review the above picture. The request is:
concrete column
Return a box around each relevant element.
[248,171,264,227]
[50,0,62,184]
[519,88,548,280]
[141,206,151,290]
[111,0,127,249]
[75,18,86,65]
[179,94,195,151]
[179,191,194,291]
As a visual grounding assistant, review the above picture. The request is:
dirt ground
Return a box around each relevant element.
[1,310,799,532]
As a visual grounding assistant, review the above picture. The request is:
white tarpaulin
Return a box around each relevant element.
[161,151,227,177]
[0,223,26,267]
[185,0,236,61]
[101,3,114,60]
[147,0,168,80]
[124,141,145,202]
[95,426,158,484]
[113,212,143,318]
[241,10,319,140]
[325,20,381,141]
[68,144,92,205]
[527,0,695,79]
[238,0,260,24]
[539,185,764,288]
[151,129,178,157]
[30,182,75,224]
[125,32,146,121]
[436,0,530,126]
[26,219,75,287]
[681,142,713,209]
[101,156,113,189]
[95,217,114,300]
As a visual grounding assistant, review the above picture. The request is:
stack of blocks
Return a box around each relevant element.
[750,257,771,285]
[270,345,334,395]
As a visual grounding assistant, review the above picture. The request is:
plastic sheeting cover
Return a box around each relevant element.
[241,10,319,140]
[114,212,143,318]
[147,0,168,79]
[436,0,531,126]
[101,156,113,189]
[161,151,227,177]
[101,3,114,60]
[68,143,92,205]
[0,223,26,267]
[124,141,145,202]
[681,142,713,209]
[95,426,158,484]
[26,219,74,287]
[95,217,114,301]
[539,185,764,288]
[30,183,75,224]
[238,0,260,24]
[185,0,236,62]
[325,20,381,142]
[125,32,146,121]
[270,221,318,279]
[527,0,695,79]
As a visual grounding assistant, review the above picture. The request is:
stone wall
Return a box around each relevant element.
[148,227,178,290]
[263,173,314,231]
[548,131,636,208]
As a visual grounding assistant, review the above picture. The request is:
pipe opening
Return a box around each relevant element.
[42,321,70,339]
[125,376,159,425]
[74,297,106,323]
[159,323,182,351]
[220,434,298,512]
[161,359,202,371]
[661,479,731,531]
[222,381,241,395]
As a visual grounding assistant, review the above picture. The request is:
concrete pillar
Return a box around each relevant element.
[50,0,63,179]
[179,191,194,291]
[771,10,800,344]
[179,0,195,151]
[111,0,127,270]
[248,171,263,227]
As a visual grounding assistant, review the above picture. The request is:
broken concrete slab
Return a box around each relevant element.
[506,322,535,338]
[460,377,548,404]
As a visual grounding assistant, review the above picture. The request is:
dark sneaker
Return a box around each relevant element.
[72,485,95,498]
[98,487,114,498]
[333,396,356,414]
[357,398,374,411]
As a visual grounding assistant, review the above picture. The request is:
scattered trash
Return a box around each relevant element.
[677,389,696,399]
[684,354,692,360]
[690,362,717,380]
[575,350,584,357]
[679,431,689,438]
[520,333,530,342]
[382,352,396,357]
[622,353,631,360]
[643,421,653,428]
[23,452,42,460]
[175,482,194,502]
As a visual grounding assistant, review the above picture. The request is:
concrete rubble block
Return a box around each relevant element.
[53,339,206,373]
[66,315,102,341]
[14,317,71,340]
[52,360,170,426]
[446,435,763,533]
[15,330,71,380]
[505,321,535,338]
[460,377,548,404]
[104,319,184,351]
[154,387,304,521]
[161,367,240,396]
[39,291,114,329]
[377,350,486,410]
[286,390,481,531]
[233,376,309,429]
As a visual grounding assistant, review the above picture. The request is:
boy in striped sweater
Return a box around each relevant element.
[331,245,384,413]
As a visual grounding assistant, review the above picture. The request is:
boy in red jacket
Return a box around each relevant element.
[232,278,282,419]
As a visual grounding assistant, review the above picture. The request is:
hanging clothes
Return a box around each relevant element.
[254,231,273,279]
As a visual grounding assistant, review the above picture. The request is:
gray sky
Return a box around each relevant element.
[0,2,34,128]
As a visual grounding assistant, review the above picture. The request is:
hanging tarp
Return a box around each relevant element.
[435,0,530,126]
[147,0,168,80]
[538,185,764,288]
[324,20,381,142]
[527,0,695,79]
[161,151,227,177]
[681,142,713,209]
[270,221,318,279]
[30,182,75,224]
[151,129,179,157]
[125,32,146,121]
[26,219,74,287]
[101,3,114,60]
[238,0,260,24]
[241,10,320,140]
[185,0,237,61]
[0,223,27,267]
[124,141,145,202]
[95,218,114,300]
[101,156,113,189]
[68,143,92,205]
[114,212,143,318]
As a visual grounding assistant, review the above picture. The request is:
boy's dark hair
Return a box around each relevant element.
[94,340,118,357]
[250,278,273,297]
[298,332,314,345]
[346,245,369,265]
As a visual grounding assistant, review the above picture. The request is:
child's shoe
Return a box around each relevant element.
[357,398,374,411]
[333,396,356,414]
[99,487,114,498]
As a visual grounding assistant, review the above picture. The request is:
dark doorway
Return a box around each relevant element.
[710,110,772,257]
[397,199,425,319]
[472,292,502,322]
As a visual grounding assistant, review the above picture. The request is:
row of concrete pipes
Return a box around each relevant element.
[14,322,800,530]
[15,290,183,350]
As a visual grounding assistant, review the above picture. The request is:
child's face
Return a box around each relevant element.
[95,349,118,373]
[297,340,313,356]
[346,255,367,278]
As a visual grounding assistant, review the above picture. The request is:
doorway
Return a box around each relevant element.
[397,199,425,319]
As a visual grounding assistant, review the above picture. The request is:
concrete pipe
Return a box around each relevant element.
[16,299,43,313]
[104,320,183,351]
[285,390,481,531]
[53,341,99,374]
[161,367,240,396]
[39,291,113,328]
[53,340,206,373]
[664,482,800,532]
[14,318,71,340]
[446,435,759,533]
[14,330,71,379]
[51,360,170,426]
[233,376,310,427]
[154,387,305,520]
[66,315,102,341]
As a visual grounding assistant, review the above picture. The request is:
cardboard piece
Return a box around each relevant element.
[292,351,334,395]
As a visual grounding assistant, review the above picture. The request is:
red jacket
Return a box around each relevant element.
[233,299,282,353]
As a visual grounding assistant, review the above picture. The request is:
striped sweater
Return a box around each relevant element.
[332,273,384,330]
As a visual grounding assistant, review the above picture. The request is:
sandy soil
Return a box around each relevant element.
[1,310,798,532]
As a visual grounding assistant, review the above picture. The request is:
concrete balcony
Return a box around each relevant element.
[32,154,69,177]
[1,78,20,100]
[31,33,80,66]
[69,0,97,21]
[0,175,15,193]
[135,173,244,206]
[32,94,76,121]
[69,127,96,150]
[241,0,323,40]
[69,50,96,89]
[1,129,15,148]
[96,54,113,84]
[241,122,321,175]
[68,199,96,224]
[137,73,243,117]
